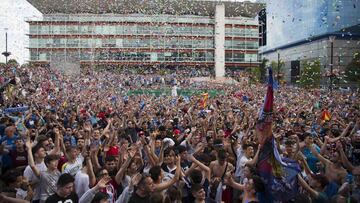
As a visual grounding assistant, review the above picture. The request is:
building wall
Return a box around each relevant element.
[264,0,360,51]
[262,38,360,84]
[28,13,260,69]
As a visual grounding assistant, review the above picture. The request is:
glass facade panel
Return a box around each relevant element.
[67,25,79,34]
[30,50,38,60]
[30,14,258,64]
[29,38,38,48]
[30,25,38,34]
[66,39,79,47]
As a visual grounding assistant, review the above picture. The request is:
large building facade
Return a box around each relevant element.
[26,0,264,77]
[260,0,360,84]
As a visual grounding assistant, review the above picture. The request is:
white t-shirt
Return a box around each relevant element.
[23,162,47,201]
[237,155,251,181]
[234,147,244,178]
[172,86,178,97]
[75,170,90,198]
[62,154,84,176]
[16,188,27,199]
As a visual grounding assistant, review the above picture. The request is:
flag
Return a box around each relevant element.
[321,109,331,121]
[200,93,209,108]
[256,68,301,202]
[4,106,29,114]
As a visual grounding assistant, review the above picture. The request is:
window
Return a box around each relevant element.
[66,39,79,47]
[30,25,38,34]
[102,38,116,47]
[29,38,38,48]
[225,52,233,62]
[67,25,79,34]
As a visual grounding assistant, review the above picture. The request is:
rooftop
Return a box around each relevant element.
[27,0,264,17]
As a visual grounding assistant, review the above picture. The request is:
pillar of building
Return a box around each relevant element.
[215,4,225,78]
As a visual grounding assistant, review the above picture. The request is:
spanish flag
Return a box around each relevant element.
[321,109,331,121]
[200,93,209,108]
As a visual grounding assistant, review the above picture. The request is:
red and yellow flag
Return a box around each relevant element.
[321,109,331,121]
[200,93,209,108]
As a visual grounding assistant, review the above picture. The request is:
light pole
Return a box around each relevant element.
[329,36,335,92]
[2,28,11,64]
[277,49,280,82]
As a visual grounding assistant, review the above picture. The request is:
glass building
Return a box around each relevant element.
[261,0,360,84]
[26,0,264,77]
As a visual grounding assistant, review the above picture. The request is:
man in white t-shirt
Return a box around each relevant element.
[23,144,47,203]
[61,146,84,176]
[75,156,96,198]
[236,144,260,182]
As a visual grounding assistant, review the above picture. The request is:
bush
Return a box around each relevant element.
[297,60,321,88]
[344,52,360,86]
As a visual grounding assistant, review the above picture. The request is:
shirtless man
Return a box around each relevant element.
[210,149,234,179]
[209,149,234,203]
[310,145,347,185]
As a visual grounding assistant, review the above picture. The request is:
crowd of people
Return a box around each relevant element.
[0,63,359,203]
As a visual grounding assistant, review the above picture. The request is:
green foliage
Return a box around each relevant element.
[297,60,321,88]
[259,58,268,82]
[250,66,261,83]
[270,60,284,79]
[7,59,18,66]
[345,52,360,86]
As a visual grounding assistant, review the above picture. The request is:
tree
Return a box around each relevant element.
[297,60,321,88]
[7,59,19,66]
[344,52,360,86]
[249,66,261,84]
[259,58,268,82]
[270,60,284,80]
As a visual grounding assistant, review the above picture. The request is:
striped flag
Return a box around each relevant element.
[200,92,209,108]
[256,68,301,202]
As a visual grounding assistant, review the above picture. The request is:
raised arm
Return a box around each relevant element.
[115,149,135,185]
[188,154,211,181]
[224,174,244,191]
[309,144,331,166]
[337,141,354,172]
[297,174,319,198]
[25,137,40,177]
[154,155,181,192]
[86,156,96,187]
[79,176,111,203]
[48,127,61,155]
[328,122,353,143]
[246,144,261,166]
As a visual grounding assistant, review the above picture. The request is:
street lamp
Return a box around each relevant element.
[2,28,11,64]
[329,36,335,92]
[277,49,280,82]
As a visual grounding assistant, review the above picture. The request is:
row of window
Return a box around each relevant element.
[30,50,256,62]
[29,25,214,36]
[29,38,258,49]
[29,25,258,37]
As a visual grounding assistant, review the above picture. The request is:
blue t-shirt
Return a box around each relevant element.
[0,134,18,151]
[302,145,320,173]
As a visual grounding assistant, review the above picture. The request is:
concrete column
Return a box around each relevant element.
[215,4,225,78]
